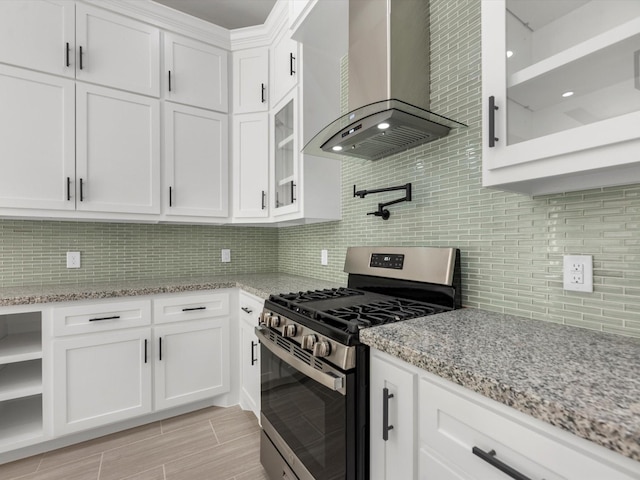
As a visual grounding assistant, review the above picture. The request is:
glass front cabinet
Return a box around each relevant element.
[482,0,640,195]
[271,92,299,216]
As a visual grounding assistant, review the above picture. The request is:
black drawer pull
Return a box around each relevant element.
[79,178,84,202]
[159,337,162,361]
[89,315,120,322]
[241,307,253,314]
[144,339,148,363]
[79,45,83,70]
[472,447,532,480]
[261,190,266,210]
[251,341,258,365]
[168,70,172,92]
[169,186,173,207]
[182,306,206,312]
[261,83,266,103]
[66,42,70,67]
[66,176,71,201]
[382,387,394,441]
[289,52,295,76]
[488,96,499,147]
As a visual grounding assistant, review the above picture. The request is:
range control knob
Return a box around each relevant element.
[312,340,332,358]
[301,334,317,350]
[267,315,281,328]
[282,324,297,338]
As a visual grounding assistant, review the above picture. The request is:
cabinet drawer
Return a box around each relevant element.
[153,293,229,324]
[419,375,636,480]
[52,300,151,337]
[239,292,264,328]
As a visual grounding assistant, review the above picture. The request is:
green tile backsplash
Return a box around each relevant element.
[277,0,640,338]
[0,220,277,286]
[0,0,638,339]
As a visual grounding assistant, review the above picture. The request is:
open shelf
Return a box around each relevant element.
[0,332,42,364]
[0,395,43,448]
[0,360,42,402]
[277,175,295,187]
[277,133,294,150]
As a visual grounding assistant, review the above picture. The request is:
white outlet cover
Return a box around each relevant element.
[221,249,231,263]
[321,249,328,266]
[66,251,81,269]
[563,255,593,292]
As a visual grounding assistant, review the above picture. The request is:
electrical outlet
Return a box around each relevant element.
[221,249,231,263]
[66,251,81,269]
[563,255,593,292]
[321,249,328,266]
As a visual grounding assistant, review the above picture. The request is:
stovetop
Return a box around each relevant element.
[266,287,450,344]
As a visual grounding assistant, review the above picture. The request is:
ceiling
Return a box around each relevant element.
[152,0,277,30]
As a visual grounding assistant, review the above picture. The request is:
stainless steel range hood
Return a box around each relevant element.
[303,0,466,161]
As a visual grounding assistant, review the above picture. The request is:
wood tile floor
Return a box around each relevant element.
[0,405,269,480]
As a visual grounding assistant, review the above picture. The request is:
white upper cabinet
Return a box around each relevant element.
[271,92,299,217]
[482,0,640,195]
[0,65,75,211]
[0,0,75,78]
[233,47,269,113]
[75,3,160,97]
[164,33,228,113]
[233,113,270,219]
[164,103,229,218]
[270,24,299,106]
[76,83,161,215]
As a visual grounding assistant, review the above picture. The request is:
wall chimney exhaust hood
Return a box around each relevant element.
[303,0,466,161]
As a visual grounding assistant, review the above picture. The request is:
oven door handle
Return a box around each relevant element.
[255,326,347,396]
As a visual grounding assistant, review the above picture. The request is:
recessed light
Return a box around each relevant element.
[332,145,343,151]
[377,122,390,130]
[562,91,574,98]
[506,50,514,58]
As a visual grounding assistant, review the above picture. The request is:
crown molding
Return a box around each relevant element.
[229,0,288,51]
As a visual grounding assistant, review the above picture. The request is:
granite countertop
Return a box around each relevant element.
[360,308,640,463]
[0,273,344,306]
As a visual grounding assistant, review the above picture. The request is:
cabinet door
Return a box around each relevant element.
[233,113,270,219]
[0,0,75,77]
[482,0,640,193]
[52,328,152,435]
[233,47,269,113]
[154,318,230,411]
[270,26,298,106]
[164,103,229,218]
[75,3,160,97]
[370,350,417,480]
[164,33,228,112]
[239,318,260,419]
[76,83,160,215]
[271,92,299,217]
[0,65,75,211]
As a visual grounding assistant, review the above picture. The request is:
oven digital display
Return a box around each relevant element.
[370,253,405,269]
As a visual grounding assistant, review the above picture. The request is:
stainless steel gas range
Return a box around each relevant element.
[256,246,461,480]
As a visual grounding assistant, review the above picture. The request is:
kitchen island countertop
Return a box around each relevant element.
[360,308,640,464]
[0,273,344,306]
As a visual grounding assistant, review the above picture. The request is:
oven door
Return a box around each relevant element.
[256,325,357,480]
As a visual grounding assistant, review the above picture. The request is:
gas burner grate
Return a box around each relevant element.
[279,288,364,303]
[323,299,444,327]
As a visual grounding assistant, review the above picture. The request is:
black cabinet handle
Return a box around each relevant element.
[291,181,296,203]
[89,315,120,322]
[289,52,295,76]
[251,341,258,366]
[261,190,266,210]
[182,306,206,312]
[472,447,532,480]
[169,186,173,207]
[66,177,71,201]
[66,42,70,67]
[488,96,498,147]
[79,178,84,202]
[159,337,162,361]
[241,307,253,314]
[144,339,148,364]
[168,70,172,92]
[261,83,266,103]
[79,45,83,70]
[382,387,394,441]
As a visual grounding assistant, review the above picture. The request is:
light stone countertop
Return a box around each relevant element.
[0,273,344,306]
[359,308,640,464]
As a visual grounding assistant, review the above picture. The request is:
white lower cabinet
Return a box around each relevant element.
[238,292,263,419]
[52,328,152,435]
[369,348,640,480]
[370,349,417,480]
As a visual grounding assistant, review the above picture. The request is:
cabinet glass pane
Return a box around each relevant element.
[274,99,295,209]
[505,0,640,145]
